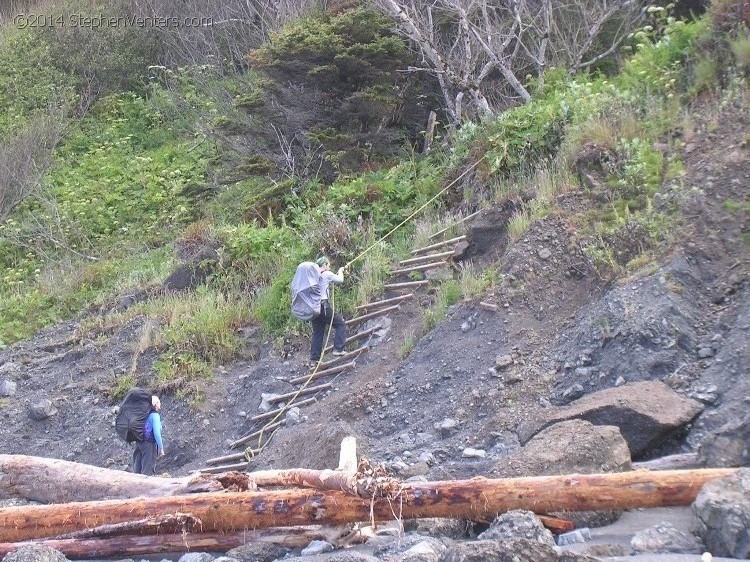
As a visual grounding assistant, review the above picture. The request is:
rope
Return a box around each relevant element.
[343,156,486,270]
[248,156,486,457]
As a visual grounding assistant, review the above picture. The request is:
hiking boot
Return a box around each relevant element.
[332,349,347,356]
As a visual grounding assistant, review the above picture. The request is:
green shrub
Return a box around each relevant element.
[38,0,160,97]
[153,287,250,365]
[0,30,76,136]
[730,35,750,69]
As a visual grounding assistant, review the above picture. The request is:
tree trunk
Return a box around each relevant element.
[0,526,352,558]
[0,468,735,543]
[0,455,233,503]
[423,111,437,154]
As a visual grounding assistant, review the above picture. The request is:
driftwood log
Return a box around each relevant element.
[0,468,736,543]
[0,455,248,503]
[0,526,356,558]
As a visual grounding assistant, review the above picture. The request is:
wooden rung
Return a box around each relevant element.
[316,346,369,370]
[267,382,332,404]
[384,280,429,290]
[200,461,250,474]
[228,420,284,449]
[411,235,467,255]
[398,250,455,267]
[356,293,413,311]
[428,210,480,240]
[325,325,381,352]
[480,301,499,312]
[247,397,317,423]
[389,260,448,276]
[346,304,400,326]
[290,362,355,385]
[206,448,262,466]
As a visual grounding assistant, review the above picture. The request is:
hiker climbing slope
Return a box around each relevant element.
[311,256,347,362]
[291,257,347,365]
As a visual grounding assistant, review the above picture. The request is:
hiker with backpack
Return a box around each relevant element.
[116,388,165,476]
[133,395,164,475]
[291,257,348,366]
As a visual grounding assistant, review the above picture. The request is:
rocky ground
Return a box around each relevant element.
[0,95,748,561]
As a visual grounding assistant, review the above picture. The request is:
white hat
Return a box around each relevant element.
[152,396,161,409]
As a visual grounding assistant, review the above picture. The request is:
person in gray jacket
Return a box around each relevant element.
[310,256,347,363]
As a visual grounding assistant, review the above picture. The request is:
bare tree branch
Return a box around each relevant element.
[0,111,65,222]
[376,0,649,122]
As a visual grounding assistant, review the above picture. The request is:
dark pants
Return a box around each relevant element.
[133,440,158,475]
[310,300,346,361]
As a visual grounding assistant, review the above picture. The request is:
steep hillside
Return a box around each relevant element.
[1,89,746,477]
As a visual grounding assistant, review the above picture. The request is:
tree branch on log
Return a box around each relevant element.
[0,468,736,544]
[248,458,400,499]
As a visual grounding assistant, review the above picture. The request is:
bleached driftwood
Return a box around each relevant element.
[0,454,232,503]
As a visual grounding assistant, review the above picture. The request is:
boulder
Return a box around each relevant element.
[477,510,555,547]
[28,398,58,421]
[518,381,703,457]
[440,538,557,562]
[2,545,68,562]
[495,419,631,477]
[398,538,446,562]
[225,541,290,562]
[631,522,703,554]
[495,419,631,528]
[692,468,750,558]
[698,414,750,468]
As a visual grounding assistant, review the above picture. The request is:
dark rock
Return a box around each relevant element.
[453,241,470,260]
[407,518,474,540]
[562,383,585,401]
[698,414,750,467]
[463,205,521,262]
[693,468,750,558]
[518,381,703,458]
